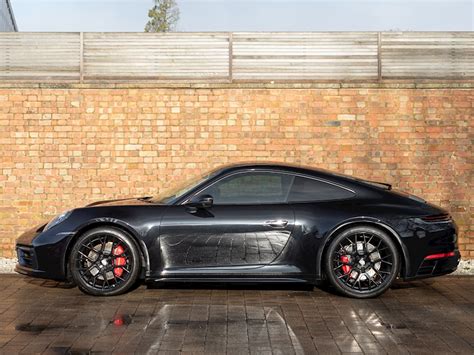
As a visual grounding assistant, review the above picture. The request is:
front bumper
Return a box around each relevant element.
[16,244,37,269]
[15,224,42,277]
[15,262,47,278]
[15,243,66,281]
[15,224,70,281]
[15,243,49,279]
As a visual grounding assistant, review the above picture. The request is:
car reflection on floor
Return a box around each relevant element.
[1,275,473,354]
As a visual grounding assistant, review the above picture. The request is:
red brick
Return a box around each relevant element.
[0,87,472,259]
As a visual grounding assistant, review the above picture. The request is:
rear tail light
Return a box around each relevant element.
[421,213,451,222]
[424,251,456,260]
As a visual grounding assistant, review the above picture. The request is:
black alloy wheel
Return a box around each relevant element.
[325,225,400,298]
[70,227,140,296]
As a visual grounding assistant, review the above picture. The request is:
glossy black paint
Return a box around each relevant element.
[159,204,294,269]
[15,163,460,285]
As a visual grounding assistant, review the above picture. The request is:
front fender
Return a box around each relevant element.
[64,217,152,279]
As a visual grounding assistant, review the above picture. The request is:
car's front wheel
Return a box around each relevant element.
[69,227,141,296]
[325,225,400,298]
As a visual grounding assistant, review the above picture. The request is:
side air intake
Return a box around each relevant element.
[421,213,451,222]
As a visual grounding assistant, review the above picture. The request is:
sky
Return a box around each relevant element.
[9,0,474,32]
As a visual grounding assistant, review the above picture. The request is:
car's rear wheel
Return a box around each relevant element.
[69,227,140,296]
[325,226,400,298]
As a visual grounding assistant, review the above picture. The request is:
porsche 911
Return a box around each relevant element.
[15,163,460,298]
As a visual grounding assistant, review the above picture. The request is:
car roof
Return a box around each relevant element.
[212,162,364,187]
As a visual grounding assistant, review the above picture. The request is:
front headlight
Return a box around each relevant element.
[44,210,72,231]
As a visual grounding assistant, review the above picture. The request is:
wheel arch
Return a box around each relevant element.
[64,220,150,281]
[317,218,410,280]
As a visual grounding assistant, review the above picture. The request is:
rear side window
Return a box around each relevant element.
[288,176,354,202]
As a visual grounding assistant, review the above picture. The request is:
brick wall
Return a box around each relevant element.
[0,85,472,258]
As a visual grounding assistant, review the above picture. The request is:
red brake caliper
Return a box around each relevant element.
[340,255,352,274]
[113,245,126,277]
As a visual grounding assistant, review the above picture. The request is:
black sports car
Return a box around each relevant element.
[16,163,460,298]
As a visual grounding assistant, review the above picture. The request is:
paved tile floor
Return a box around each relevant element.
[0,275,472,354]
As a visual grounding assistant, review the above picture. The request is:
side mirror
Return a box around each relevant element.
[187,194,213,211]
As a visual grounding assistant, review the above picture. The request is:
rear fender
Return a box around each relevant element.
[316,217,410,279]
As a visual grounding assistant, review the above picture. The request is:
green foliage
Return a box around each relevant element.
[145,0,180,32]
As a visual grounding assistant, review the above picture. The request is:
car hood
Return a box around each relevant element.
[86,197,159,207]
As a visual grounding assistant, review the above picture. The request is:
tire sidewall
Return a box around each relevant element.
[69,227,141,296]
[325,226,400,298]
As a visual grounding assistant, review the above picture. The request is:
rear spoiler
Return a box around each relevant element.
[364,180,392,190]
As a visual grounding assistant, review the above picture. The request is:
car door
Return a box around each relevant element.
[159,170,296,271]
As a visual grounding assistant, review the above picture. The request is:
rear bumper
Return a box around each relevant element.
[395,216,460,279]
[404,249,460,280]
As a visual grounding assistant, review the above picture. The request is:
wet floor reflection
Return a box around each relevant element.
[0,275,472,353]
[110,314,132,327]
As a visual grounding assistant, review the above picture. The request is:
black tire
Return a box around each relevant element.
[325,226,400,299]
[69,227,141,296]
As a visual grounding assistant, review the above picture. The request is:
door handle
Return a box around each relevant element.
[264,219,288,228]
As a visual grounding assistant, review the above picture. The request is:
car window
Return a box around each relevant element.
[200,172,294,205]
[288,176,354,202]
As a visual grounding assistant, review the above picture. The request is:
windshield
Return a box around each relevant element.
[151,170,218,204]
